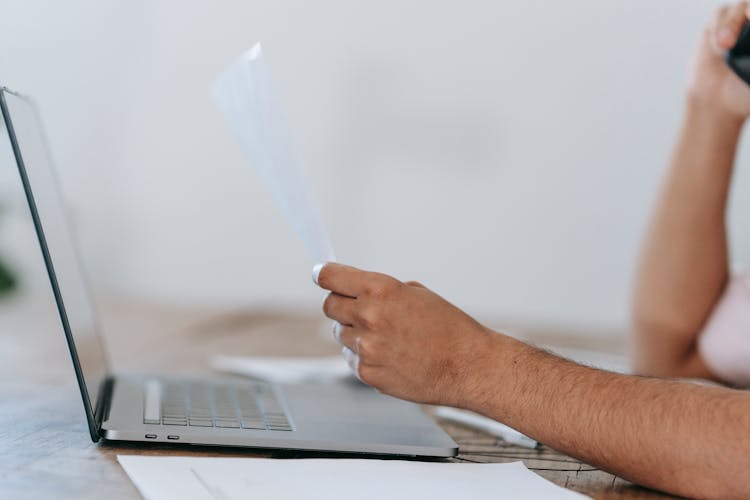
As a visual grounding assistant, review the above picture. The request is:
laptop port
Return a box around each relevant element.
[167,435,179,440]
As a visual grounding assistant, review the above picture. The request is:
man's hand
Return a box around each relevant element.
[313,267,750,499]
[688,2,750,119]
[313,262,494,407]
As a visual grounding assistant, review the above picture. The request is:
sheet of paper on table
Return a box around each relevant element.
[118,455,590,500]
[213,43,335,264]
[211,355,352,384]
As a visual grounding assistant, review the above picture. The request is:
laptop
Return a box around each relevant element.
[0,86,458,457]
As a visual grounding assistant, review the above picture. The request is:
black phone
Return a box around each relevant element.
[726,23,750,85]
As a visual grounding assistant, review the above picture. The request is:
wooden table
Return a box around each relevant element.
[0,295,674,499]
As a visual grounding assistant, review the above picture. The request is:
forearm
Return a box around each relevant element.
[464,333,750,499]
[631,100,743,376]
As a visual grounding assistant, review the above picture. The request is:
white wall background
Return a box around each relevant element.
[1,0,747,335]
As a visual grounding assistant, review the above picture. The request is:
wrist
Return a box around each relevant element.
[684,93,746,133]
[453,328,523,413]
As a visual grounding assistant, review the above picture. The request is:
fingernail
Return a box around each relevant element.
[312,262,326,285]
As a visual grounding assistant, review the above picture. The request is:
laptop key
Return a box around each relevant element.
[143,380,162,424]
[241,420,266,430]
[268,425,293,431]
[162,418,187,426]
[215,420,240,428]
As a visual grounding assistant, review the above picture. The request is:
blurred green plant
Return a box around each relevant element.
[0,257,15,296]
[0,204,17,297]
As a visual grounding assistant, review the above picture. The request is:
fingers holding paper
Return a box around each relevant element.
[314,262,494,407]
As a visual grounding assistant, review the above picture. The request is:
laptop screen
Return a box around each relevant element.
[0,89,110,433]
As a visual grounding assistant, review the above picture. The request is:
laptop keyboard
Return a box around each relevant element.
[143,380,293,431]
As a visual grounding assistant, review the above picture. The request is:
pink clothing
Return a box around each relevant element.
[698,272,750,387]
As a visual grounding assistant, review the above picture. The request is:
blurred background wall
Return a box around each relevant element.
[0,0,746,337]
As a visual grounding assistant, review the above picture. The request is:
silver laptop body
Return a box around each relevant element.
[0,87,457,458]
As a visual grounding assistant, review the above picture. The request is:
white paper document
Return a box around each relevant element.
[213,43,335,263]
[434,406,538,449]
[210,355,352,384]
[118,455,589,500]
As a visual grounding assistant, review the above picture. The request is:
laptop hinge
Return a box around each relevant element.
[94,376,115,436]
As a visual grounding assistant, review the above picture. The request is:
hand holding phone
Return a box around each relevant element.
[689,4,750,119]
[726,23,750,86]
